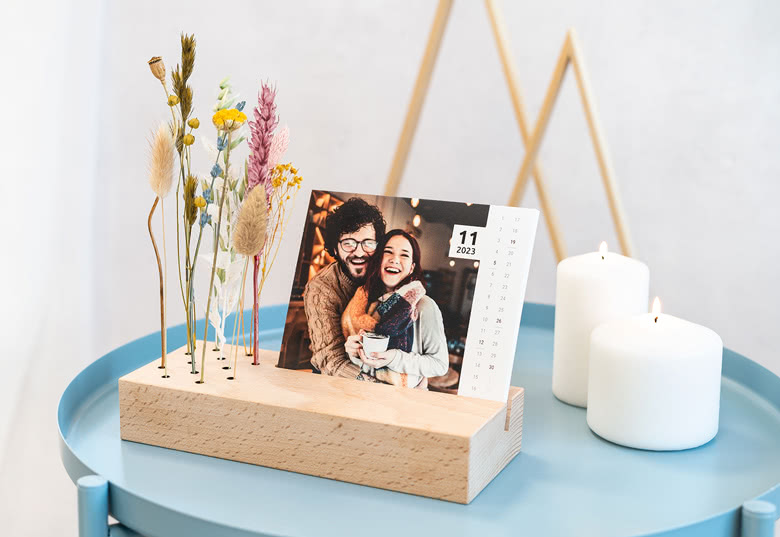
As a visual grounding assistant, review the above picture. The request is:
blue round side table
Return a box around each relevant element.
[58,303,780,537]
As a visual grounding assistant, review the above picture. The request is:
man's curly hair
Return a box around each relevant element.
[324,197,386,257]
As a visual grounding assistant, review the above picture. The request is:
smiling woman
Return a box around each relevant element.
[343,228,448,388]
[365,230,423,300]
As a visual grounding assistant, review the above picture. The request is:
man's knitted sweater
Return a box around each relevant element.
[303,262,362,378]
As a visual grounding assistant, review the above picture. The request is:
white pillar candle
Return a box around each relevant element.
[552,243,649,407]
[587,299,723,451]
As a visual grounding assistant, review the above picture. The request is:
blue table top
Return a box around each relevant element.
[58,303,780,537]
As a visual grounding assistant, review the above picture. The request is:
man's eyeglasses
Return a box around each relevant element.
[339,238,378,253]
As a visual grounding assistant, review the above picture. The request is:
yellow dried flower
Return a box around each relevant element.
[148,56,165,82]
[168,95,180,106]
[188,118,200,129]
[194,196,206,208]
[182,133,195,146]
[212,108,247,131]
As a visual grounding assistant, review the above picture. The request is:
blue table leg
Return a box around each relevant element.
[77,475,109,537]
[741,500,777,537]
[108,524,144,537]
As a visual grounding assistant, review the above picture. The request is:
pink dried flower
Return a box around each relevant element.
[247,82,278,200]
[268,125,289,170]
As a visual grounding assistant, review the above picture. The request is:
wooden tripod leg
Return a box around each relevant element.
[507,36,572,210]
[485,0,567,262]
[384,0,454,197]
[567,29,635,257]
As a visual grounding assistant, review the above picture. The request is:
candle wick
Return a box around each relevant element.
[601,256,604,260]
[654,316,658,323]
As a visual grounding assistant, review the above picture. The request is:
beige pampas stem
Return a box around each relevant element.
[149,123,175,198]
[148,123,175,378]
[234,186,269,257]
[233,186,270,366]
[148,197,168,377]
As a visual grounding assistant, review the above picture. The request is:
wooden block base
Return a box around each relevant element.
[119,343,523,504]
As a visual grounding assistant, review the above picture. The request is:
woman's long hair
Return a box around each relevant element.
[364,229,423,303]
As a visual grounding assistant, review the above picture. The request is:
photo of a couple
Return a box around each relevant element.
[279,191,490,393]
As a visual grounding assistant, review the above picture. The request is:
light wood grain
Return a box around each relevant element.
[384,0,454,196]
[566,29,635,257]
[507,29,635,257]
[119,343,523,503]
[469,386,523,502]
[507,35,571,209]
[485,0,567,262]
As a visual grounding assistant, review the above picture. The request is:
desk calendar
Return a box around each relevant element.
[451,206,538,401]
[279,190,539,403]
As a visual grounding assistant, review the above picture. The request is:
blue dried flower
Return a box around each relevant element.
[217,136,227,151]
[236,101,246,111]
[199,212,212,227]
[210,163,222,178]
[203,188,213,203]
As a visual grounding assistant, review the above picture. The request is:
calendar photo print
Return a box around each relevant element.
[278,190,538,402]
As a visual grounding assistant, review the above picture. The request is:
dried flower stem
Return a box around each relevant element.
[252,254,260,365]
[148,197,167,377]
[185,147,224,372]
[229,257,250,379]
[161,200,168,372]
[256,180,299,302]
[199,131,234,383]
[238,268,251,356]
[154,77,188,318]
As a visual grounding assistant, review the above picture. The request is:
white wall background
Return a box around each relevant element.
[1,0,778,533]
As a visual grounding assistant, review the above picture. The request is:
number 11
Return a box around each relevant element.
[459,230,477,245]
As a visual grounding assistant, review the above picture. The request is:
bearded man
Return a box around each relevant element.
[303,197,386,378]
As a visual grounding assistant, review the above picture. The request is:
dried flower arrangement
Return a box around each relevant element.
[147,33,302,383]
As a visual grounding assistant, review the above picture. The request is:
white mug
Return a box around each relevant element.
[361,332,389,357]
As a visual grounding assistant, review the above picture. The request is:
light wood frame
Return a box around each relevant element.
[383,0,635,259]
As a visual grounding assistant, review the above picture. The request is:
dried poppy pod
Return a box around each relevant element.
[148,56,165,82]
